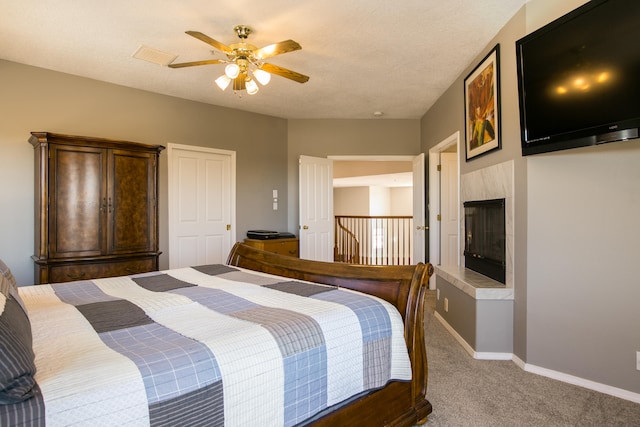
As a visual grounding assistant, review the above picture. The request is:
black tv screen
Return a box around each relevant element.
[516,0,640,156]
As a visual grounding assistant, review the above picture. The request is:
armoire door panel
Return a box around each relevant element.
[49,145,106,258]
[110,150,156,254]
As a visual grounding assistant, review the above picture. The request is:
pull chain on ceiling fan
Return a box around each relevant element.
[169,25,309,96]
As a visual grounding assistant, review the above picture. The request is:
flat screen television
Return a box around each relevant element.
[516,0,640,156]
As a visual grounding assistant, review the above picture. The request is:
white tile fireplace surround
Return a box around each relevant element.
[437,160,514,298]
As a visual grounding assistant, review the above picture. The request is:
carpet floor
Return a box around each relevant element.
[422,290,640,426]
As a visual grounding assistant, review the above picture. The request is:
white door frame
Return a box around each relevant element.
[428,132,460,289]
[167,143,236,268]
[412,153,426,264]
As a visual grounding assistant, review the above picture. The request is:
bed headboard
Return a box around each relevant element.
[226,242,433,324]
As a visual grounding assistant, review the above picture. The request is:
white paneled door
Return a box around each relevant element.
[168,144,235,269]
[440,152,459,267]
[299,155,333,261]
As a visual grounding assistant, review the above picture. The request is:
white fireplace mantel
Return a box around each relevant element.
[460,160,514,289]
[435,264,514,300]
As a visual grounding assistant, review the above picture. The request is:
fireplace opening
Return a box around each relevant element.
[464,198,506,284]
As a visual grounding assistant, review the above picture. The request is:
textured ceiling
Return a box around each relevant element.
[0,0,526,120]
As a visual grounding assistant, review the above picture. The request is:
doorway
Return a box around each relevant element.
[299,155,425,264]
[428,132,460,289]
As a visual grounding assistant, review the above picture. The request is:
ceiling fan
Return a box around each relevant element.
[169,25,309,95]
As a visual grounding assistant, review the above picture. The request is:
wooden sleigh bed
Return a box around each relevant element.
[0,243,433,426]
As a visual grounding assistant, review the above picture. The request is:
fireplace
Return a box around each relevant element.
[464,198,506,284]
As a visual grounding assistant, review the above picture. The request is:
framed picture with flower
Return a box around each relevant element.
[464,44,501,161]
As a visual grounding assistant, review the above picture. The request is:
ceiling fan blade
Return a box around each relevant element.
[168,59,224,68]
[186,31,233,54]
[255,40,302,60]
[260,63,309,83]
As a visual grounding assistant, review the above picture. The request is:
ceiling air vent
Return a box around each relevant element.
[132,45,177,66]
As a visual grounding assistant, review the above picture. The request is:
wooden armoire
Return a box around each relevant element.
[30,132,164,284]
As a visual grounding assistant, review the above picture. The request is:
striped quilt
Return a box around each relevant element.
[15,265,411,426]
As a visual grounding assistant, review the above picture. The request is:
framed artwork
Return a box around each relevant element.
[464,44,501,161]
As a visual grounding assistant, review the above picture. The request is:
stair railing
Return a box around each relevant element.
[334,215,413,265]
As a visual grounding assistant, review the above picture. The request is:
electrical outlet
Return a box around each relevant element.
[636,352,640,371]
[444,297,449,312]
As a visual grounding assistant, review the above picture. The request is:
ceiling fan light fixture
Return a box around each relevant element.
[225,63,240,79]
[215,75,231,90]
[170,26,310,97]
[253,69,271,86]
[245,78,259,95]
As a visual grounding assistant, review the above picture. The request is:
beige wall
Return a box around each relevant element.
[334,186,412,217]
[334,187,370,216]
[390,187,412,216]
[333,160,412,178]
[0,59,289,282]
[524,0,639,395]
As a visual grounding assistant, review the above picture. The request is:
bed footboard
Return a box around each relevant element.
[227,242,434,426]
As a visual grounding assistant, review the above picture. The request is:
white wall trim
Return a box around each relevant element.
[512,354,526,369]
[434,312,640,404]
[328,155,416,161]
[522,363,640,404]
[433,310,478,358]
[434,311,512,360]
[474,351,514,361]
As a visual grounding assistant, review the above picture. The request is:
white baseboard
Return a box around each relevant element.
[512,354,526,369]
[434,311,474,355]
[474,351,514,360]
[521,362,640,404]
[433,312,640,404]
[433,311,511,360]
